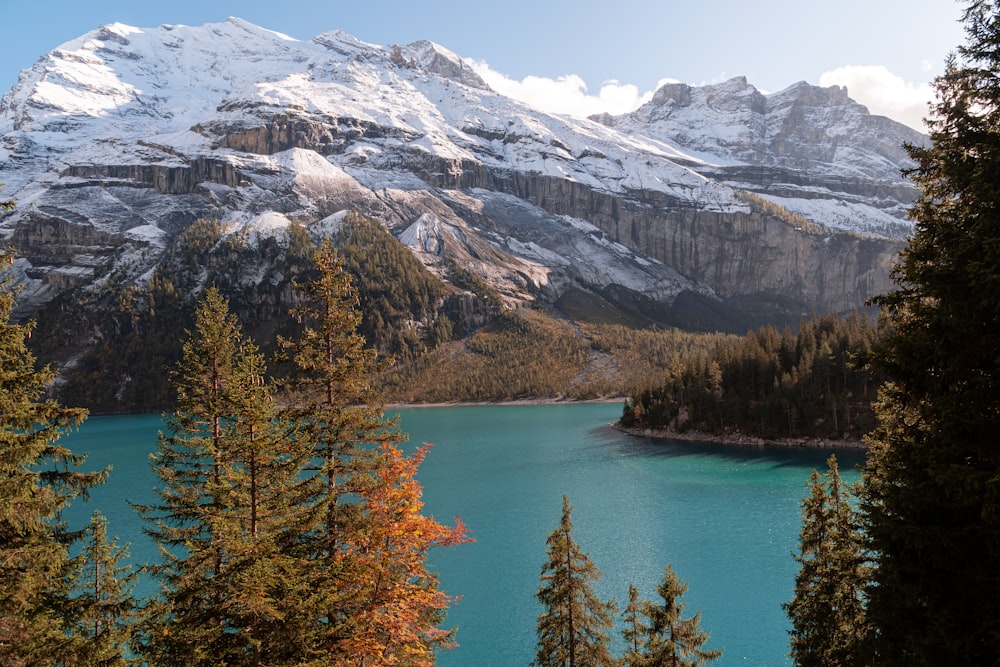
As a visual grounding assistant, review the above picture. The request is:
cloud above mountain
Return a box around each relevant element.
[819,65,933,132]
[471,59,932,132]
[470,60,670,118]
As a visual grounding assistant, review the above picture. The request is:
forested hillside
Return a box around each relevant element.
[26,210,738,412]
[621,313,882,441]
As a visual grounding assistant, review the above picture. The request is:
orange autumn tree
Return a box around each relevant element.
[337,442,470,666]
[277,236,471,664]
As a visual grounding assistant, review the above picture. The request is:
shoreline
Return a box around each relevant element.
[385,397,627,409]
[611,422,868,449]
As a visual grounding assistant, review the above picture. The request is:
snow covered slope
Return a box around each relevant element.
[0,18,912,322]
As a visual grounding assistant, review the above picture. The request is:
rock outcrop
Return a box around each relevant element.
[0,19,916,333]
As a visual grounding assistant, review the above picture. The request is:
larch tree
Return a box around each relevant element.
[278,236,467,664]
[622,584,652,667]
[785,455,867,667]
[860,1,1000,663]
[626,565,722,667]
[534,495,616,667]
[335,442,469,666]
[0,248,106,664]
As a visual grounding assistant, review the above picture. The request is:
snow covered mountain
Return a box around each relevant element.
[0,17,920,327]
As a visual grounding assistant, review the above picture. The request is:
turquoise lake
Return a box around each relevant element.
[60,403,865,666]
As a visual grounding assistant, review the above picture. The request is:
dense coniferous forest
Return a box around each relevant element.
[621,312,882,441]
[26,209,733,413]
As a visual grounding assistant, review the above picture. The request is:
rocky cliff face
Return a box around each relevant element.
[0,19,916,335]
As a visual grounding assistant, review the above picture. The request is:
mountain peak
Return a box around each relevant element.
[1,17,917,344]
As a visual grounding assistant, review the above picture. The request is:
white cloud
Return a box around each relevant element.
[819,65,934,132]
[469,60,661,118]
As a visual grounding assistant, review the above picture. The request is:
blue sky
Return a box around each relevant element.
[1,1,967,130]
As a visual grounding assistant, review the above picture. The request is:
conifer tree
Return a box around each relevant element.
[137,286,243,662]
[785,455,867,666]
[138,287,312,664]
[625,565,722,667]
[861,2,1000,662]
[64,512,139,666]
[0,248,106,664]
[534,495,616,667]
[622,584,652,666]
[335,442,469,665]
[278,237,466,663]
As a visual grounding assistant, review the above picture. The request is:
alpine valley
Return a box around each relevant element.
[0,18,925,411]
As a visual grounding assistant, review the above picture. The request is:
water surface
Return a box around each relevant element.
[63,404,864,666]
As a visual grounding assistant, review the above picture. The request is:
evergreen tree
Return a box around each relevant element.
[785,456,867,666]
[63,512,139,666]
[0,248,106,664]
[625,565,722,667]
[138,287,312,664]
[534,495,616,667]
[278,238,464,663]
[861,2,1000,663]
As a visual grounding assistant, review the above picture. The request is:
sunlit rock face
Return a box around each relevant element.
[1,18,917,324]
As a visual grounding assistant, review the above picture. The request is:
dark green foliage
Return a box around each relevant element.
[785,456,868,666]
[622,566,723,667]
[47,212,467,413]
[623,312,880,441]
[334,211,453,360]
[135,288,315,664]
[535,496,617,667]
[860,3,1000,662]
[0,248,107,664]
[64,512,139,666]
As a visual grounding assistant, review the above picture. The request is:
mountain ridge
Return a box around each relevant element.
[0,18,922,406]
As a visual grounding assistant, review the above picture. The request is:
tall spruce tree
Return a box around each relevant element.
[138,287,313,664]
[861,2,1000,663]
[785,455,867,666]
[278,237,465,663]
[624,565,722,667]
[0,248,106,664]
[534,495,616,667]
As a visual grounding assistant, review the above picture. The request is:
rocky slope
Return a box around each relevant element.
[0,19,922,349]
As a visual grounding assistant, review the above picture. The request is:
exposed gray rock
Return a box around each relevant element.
[0,19,916,333]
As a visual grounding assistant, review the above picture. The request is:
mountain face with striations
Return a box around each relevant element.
[0,19,923,344]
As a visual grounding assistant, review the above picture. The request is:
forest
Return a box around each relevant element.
[4,1,1000,663]
[621,312,882,442]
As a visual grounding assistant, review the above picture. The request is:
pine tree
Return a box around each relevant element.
[534,495,616,667]
[861,2,1000,663]
[278,237,465,663]
[0,248,106,664]
[626,565,722,667]
[63,512,139,666]
[785,455,867,666]
[137,287,312,664]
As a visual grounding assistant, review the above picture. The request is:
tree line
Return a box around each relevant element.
[621,312,882,441]
[0,240,468,665]
[785,2,1000,663]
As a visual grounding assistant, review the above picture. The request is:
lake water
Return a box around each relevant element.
[61,403,864,666]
